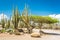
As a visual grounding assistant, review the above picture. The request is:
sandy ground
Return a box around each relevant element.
[0,29,60,40]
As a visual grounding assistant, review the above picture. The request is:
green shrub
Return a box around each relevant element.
[1,28,6,33]
[6,28,14,34]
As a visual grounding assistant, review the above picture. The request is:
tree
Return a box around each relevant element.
[30,16,59,37]
[44,16,59,29]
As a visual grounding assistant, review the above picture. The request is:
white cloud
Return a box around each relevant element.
[0,13,8,21]
[49,14,60,21]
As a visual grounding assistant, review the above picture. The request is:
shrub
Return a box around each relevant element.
[6,29,14,34]
[1,28,6,33]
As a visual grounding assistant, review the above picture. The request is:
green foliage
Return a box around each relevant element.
[43,16,59,24]
[30,16,59,24]
[6,29,14,34]
[30,16,59,30]
[0,5,59,34]
[1,28,6,33]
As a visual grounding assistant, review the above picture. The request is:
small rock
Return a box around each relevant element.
[31,33,40,37]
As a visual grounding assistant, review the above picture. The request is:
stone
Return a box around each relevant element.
[31,33,40,37]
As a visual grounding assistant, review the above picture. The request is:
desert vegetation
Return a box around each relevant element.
[0,5,59,38]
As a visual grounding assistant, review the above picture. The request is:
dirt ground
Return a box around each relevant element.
[0,29,60,40]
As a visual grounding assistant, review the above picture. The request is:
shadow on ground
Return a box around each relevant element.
[41,31,60,35]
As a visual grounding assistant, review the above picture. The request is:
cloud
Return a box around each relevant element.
[0,13,8,21]
[49,14,60,21]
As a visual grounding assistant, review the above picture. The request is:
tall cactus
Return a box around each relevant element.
[22,4,32,33]
[12,6,20,29]
[22,4,29,25]
[1,13,5,28]
[5,20,10,29]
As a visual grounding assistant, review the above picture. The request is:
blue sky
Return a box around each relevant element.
[0,0,60,17]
